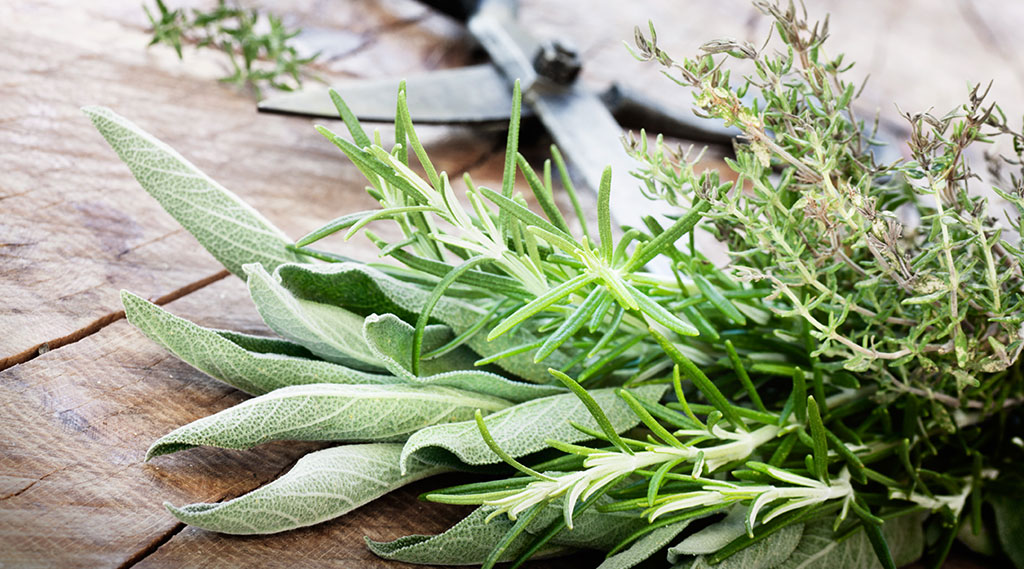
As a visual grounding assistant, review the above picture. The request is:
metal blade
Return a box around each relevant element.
[264,0,734,233]
[260,69,738,144]
[258,64,521,124]
[529,83,654,230]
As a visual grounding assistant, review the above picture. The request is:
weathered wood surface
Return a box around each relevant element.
[1,0,1021,567]
[0,0,491,368]
[0,278,320,568]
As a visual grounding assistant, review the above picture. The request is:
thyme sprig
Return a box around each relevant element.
[627,1,1024,402]
[145,0,319,97]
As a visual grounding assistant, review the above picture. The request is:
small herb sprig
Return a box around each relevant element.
[144,0,319,97]
[88,1,1024,568]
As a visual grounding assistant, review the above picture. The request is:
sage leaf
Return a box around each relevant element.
[83,107,304,276]
[363,313,565,403]
[956,515,997,557]
[772,515,924,569]
[682,514,926,569]
[122,291,392,395]
[400,384,667,472]
[146,383,512,459]
[367,499,639,565]
[994,498,1024,568]
[165,443,447,535]
[245,263,384,370]
[685,523,803,569]
[408,372,565,405]
[276,262,419,320]
[597,519,698,569]
[668,505,748,558]
[212,330,319,358]
[770,517,925,569]
[361,312,480,377]
[527,498,648,550]
[273,262,572,382]
[366,505,568,565]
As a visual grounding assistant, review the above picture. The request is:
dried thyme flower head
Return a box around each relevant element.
[627,1,1024,410]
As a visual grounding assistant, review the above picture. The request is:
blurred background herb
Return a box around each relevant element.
[144,0,320,97]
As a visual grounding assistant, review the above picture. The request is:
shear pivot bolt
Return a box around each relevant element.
[533,40,581,85]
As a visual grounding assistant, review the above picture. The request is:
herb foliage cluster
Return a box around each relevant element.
[89,2,1024,568]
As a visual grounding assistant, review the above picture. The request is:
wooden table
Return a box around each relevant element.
[1,1,1019,567]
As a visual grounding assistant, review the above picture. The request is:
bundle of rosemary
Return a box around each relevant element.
[87,2,1024,568]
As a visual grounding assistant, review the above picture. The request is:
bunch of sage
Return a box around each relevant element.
[88,1,1024,568]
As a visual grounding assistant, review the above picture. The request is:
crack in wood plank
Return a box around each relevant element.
[0,269,232,372]
[115,523,186,569]
[115,229,186,260]
[123,443,328,569]
[0,468,59,501]
[316,12,433,66]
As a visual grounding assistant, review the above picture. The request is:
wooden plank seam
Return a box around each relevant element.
[0,270,231,372]
[113,523,186,569]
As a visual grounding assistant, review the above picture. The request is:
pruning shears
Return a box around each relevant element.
[258,0,738,229]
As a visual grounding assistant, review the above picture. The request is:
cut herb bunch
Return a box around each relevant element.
[87,1,1024,568]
